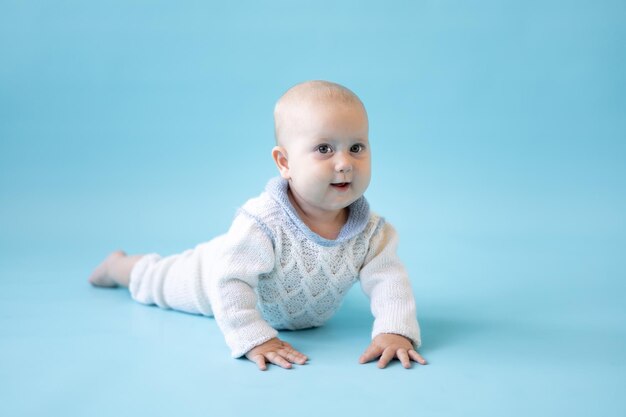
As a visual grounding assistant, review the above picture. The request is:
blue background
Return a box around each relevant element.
[1,1,625,416]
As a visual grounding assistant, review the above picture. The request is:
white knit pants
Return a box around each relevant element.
[128,243,214,317]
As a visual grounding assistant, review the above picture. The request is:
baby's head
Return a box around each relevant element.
[272,80,371,215]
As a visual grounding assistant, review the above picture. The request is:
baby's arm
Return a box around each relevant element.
[209,213,307,370]
[358,221,426,368]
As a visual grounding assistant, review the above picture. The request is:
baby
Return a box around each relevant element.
[89,80,427,371]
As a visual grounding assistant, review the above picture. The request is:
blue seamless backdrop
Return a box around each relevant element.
[1,1,624,417]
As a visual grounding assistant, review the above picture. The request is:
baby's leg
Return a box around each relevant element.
[89,250,143,288]
[89,244,213,316]
[126,245,213,316]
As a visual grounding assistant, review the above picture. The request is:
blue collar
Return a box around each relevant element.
[265,177,370,247]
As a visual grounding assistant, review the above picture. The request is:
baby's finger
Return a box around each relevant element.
[408,350,427,365]
[251,354,267,371]
[265,352,292,369]
[279,347,308,365]
[280,342,308,361]
[377,347,396,369]
[359,345,382,364]
[281,341,295,350]
[397,349,411,369]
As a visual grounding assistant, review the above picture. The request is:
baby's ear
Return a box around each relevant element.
[271,146,290,179]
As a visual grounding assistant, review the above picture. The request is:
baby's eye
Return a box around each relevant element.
[350,144,365,153]
[317,144,332,154]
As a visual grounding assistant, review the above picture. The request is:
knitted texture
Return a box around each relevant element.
[129,177,421,358]
[243,205,379,330]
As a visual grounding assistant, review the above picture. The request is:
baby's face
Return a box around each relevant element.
[275,100,371,213]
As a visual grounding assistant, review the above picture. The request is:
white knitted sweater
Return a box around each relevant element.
[130,177,421,357]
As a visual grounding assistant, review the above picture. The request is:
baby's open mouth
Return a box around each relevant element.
[331,182,350,189]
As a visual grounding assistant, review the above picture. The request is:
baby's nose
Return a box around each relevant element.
[335,154,353,172]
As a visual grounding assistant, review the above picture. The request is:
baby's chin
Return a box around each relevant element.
[289,182,366,209]
[325,193,364,211]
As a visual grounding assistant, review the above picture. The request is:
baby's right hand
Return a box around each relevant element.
[245,337,308,371]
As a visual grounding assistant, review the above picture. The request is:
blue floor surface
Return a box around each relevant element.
[1,231,624,416]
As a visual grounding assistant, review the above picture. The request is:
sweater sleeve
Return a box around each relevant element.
[358,221,421,348]
[209,212,278,358]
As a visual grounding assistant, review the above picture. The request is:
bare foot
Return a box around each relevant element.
[88,250,127,287]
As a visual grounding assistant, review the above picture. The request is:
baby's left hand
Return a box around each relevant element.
[359,333,427,369]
